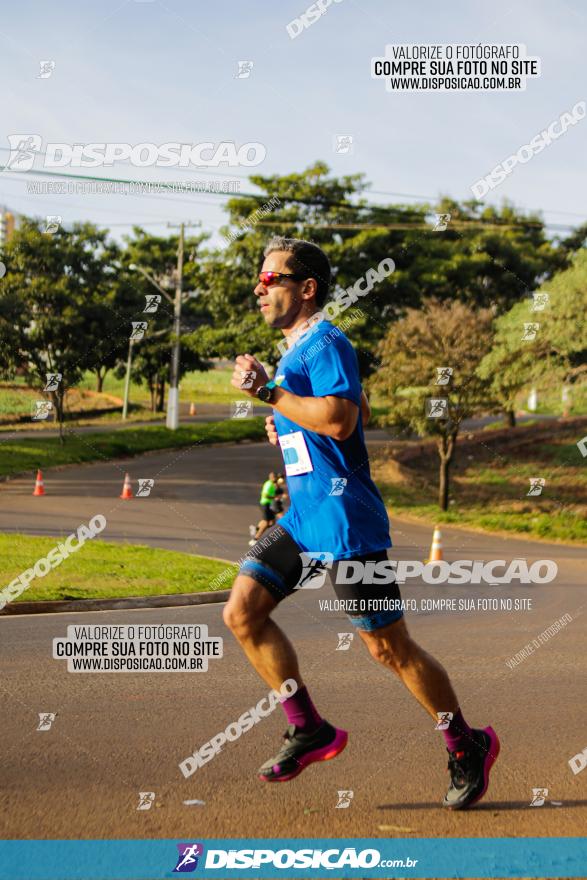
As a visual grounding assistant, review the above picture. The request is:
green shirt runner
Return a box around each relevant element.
[259,479,276,506]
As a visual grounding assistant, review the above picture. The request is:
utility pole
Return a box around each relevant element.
[166,222,183,430]
[122,339,133,420]
[165,221,200,431]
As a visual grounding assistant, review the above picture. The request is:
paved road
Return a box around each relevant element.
[0,406,553,441]
[0,402,231,440]
[0,441,585,840]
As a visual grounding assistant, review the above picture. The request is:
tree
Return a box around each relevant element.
[478,249,587,417]
[120,228,210,411]
[370,299,494,509]
[0,219,122,438]
[191,164,564,378]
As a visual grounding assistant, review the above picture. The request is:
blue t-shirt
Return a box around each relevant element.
[272,319,391,560]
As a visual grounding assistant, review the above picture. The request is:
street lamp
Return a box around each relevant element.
[122,338,134,420]
[128,260,178,427]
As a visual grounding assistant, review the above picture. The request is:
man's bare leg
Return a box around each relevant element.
[254,518,274,541]
[223,574,301,690]
[223,574,348,782]
[358,616,458,719]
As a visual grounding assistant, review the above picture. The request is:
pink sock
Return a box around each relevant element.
[442,708,474,753]
[281,685,323,733]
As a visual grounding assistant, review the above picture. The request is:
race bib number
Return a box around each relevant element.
[279,431,313,476]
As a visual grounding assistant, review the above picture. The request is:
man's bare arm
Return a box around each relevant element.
[271,387,359,442]
[231,353,359,441]
[360,390,371,426]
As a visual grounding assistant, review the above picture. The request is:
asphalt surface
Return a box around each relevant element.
[0,439,586,841]
[0,406,553,440]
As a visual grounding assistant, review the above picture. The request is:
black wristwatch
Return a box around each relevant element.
[256,381,277,403]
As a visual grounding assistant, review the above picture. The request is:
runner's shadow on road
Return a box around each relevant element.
[376,800,587,811]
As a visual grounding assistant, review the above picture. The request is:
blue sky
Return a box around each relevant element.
[0,0,585,244]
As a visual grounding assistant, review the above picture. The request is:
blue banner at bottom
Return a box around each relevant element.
[0,838,585,879]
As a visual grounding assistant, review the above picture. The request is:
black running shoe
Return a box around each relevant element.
[442,726,500,810]
[258,721,348,782]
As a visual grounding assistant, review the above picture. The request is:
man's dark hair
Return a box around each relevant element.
[263,236,331,307]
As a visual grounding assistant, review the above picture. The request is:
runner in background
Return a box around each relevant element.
[271,474,288,521]
[249,472,277,545]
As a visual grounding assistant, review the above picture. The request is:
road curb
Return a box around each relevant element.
[1,589,232,617]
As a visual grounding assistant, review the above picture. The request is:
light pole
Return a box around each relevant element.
[166,222,183,430]
[122,338,134,420]
[128,221,199,431]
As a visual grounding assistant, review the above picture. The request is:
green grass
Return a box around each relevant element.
[78,367,236,404]
[0,535,237,602]
[374,430,587,544]
[0,418,265,478]
[0,368,237,424]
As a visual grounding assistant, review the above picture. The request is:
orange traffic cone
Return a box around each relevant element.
[189,401,196,416]
[33,469,45,496]
[120,473,133,500]
[427,527,443,563]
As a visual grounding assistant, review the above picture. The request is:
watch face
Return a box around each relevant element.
[257,385,270,402]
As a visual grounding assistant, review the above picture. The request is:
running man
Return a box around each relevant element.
[253,472,277,542]
[225,236,499,809]
[270,473,288,521]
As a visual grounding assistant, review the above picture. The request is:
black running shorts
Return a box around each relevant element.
[238,524,404,632]
[259,503,274,522]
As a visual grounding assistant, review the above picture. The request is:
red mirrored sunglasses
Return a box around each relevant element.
[258,270,306,287]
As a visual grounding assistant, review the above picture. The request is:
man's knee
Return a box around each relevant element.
[361,620,415,671]
[222,576,273,638]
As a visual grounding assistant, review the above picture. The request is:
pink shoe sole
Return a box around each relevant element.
[453,725,500,810]
[259,727,348,783]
